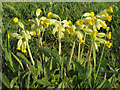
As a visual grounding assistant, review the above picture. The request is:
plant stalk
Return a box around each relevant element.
[69,41,75,66]
[81,33,86,58]
[27,42,35,65]
[78,43,81,61]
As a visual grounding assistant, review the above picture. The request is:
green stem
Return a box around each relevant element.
[58,17,62,56]
[69,41,75,66]
[81,33,86,58]
[95,43,105,80]
[78,43,81,62]
[92,39,96,85]
[27,42,35,65]
[88,40,93,69]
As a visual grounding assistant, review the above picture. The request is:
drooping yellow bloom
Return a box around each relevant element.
[89,18,95,25]
[56,29,59,32]
[68,27,75,34]
[16,47,21,50]
[106,32,111,39]
[106,41,112,48]
[68,20,73,26]
[92,31,98,38]
[107,6,113,13]
[7,34,10,39]
[79,39,84,44]
[21,49,27,53]
[77,19,83,25]
[13,17,18,23]
[90,12,94,18]
[105,13,109,17]
[47,12,52,18]
[28,19,31,25]
[33,31,36,36]
[107,15,112,22]
[106,27,110,31]
[40,20,44,25]
[44,22,49,28]
[36,8,42,13]
[52,32,55,35]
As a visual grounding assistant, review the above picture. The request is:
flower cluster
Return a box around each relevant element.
[11,6,113,54]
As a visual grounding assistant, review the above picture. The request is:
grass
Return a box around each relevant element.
[1,2,120,89]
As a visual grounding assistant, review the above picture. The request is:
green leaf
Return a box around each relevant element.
[5,49,15,72]
[97,80,106,88]
[0,72,10,88]
[11,52,24,70]
[49,57,53,70]
[33,78,52,86]
[10,77,18,88]
[17,52,31,66]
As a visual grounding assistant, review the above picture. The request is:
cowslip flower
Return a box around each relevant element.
[106,41,112,48]
[44,22,49,28]
[16,47,21,50]
[106,27,110,31]
[88,18,95,25]
[105,13,109,17]
[68,27,75,34]
[36,8,42,13]
[79,39,84,44]
[47,12,52,18]
[107,6,113,13]
[68,20,73,26]
[107,15,112,22]
[21,49,27,53]
[92,31,98,38]
[76,19,83,25]
[90,12,94,18]
[6,34,10,39]
[13,17,18,23]
[105,32,111,39]
[28,19,32,25]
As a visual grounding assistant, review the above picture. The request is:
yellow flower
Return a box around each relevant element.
[28,19,31,25]
[47,12,52,18]
[36,8,42,13]
[106,41,112,48]
[56,29,59,32]
[68,20,73,26]
[40,20,44,25]
[106,27,110,31]
[21,49,27,53]
[77,19,83,25]
[89,18,95,25]
[16,47,21,50]
[105,13,109,17]
[107,15,112,22]
[68,27,75,34]
[107,6,113,13]
[106,32,111,39]
[13,17,18,23]
[52,32,55,35]
[90,12,94,18]
[33,31,36,36]
[92,31,98,38]
[7,34,10,39]
[79,40,84,44]
[44,22,49,28]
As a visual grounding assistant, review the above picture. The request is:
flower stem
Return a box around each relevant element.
[78,43,81,62]
[88,39,93,69]
[81,33,86,58]
[27,42,35,65]
[69,41,75,66]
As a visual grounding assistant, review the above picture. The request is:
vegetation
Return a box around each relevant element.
[1,2,120,89]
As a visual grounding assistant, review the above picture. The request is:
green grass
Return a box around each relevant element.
[1,2,120,89]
